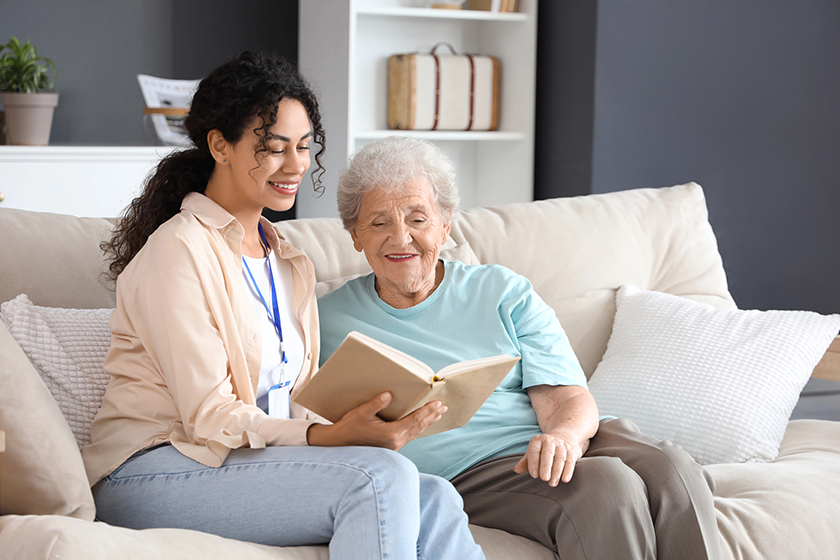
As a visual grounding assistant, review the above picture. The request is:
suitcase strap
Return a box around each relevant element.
[430,42,477,131]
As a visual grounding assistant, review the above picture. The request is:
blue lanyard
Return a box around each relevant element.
[242,223,288,366]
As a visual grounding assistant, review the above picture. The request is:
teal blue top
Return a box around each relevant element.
[317,259,587,480]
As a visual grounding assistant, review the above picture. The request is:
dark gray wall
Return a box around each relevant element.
[171,1,298,80]
[534,1,598,200]
[1,0,298,145]
[535,0,840,316]
[1,0,173,144]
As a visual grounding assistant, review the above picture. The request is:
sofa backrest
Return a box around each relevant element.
[268,183,735,377]
[0,182,735,376]
[0,208,117,309]
[448,183,736,376]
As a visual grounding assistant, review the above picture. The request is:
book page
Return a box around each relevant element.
[402,355,519,437]
[348,331,434,379]
[436,354,517,378]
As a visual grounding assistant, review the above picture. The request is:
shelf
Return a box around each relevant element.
[0,145,176,163]
[355,130,526,141]
[357,7,528,22]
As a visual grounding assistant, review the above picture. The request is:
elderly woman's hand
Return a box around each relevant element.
[514,384,600,486]
[513,432,589,487]
[306,392,447,450]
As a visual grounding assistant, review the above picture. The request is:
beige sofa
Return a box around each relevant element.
[1,183,839,559]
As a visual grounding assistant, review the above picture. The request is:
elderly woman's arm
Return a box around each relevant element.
[514,385,600,486]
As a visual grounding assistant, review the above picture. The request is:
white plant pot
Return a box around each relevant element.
[1,92,59,146]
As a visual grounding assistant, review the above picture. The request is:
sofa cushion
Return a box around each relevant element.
[0,294,112,449]
[0,515,558,560]
[588,285,840,464]
[0,321,95,519]
[449,183,735,377]
[707,420,840,560]
[0,515,328,560]
[0,207,116,309]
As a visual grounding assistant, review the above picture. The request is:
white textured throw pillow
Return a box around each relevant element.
[0,294,112,450]
[588,285,840,465]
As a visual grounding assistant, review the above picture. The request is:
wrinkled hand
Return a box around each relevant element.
[513,433,588,486]
[307,392,447,450]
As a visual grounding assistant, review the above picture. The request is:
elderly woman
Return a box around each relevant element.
[317,136,722,560]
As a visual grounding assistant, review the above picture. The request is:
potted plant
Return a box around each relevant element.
[0,37,58,145]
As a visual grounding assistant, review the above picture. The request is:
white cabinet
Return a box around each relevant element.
[0,146,173,218]
[299,0,538,218]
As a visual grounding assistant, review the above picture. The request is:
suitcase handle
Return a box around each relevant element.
[430,42,458,56]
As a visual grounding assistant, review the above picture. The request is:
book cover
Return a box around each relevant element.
[467,0,502,12]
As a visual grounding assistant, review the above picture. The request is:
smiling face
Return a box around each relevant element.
[207,97,313,217]
[350,179,451,308]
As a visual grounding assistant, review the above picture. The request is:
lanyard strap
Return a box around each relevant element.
[242,223,288,365]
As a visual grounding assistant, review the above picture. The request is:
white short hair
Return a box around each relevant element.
[337,136,460,230]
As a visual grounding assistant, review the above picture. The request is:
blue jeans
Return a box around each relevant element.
[93,445,484,560]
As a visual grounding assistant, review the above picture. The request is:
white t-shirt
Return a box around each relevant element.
[242,250,305,415]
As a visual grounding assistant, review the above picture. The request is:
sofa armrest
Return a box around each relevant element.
[812,335,840,382]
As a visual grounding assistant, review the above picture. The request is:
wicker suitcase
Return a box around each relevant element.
[387,43,500,131]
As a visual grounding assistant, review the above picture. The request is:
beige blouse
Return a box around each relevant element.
[82,192,322,486]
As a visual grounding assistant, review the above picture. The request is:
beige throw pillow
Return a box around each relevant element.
[0,294,112,450]
[0,321,96,519]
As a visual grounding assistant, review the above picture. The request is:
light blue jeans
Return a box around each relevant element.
[93,445,484,560]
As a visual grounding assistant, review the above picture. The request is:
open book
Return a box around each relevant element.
[293,331,520,437]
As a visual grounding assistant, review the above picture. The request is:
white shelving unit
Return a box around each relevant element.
[0,146,174,217]
[299,0,538,219]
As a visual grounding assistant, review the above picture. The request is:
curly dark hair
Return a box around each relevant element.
[101,51,326,281]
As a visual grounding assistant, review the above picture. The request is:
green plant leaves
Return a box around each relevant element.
[0,36,57,93]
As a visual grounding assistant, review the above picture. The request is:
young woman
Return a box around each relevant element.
[82,51,484,560]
